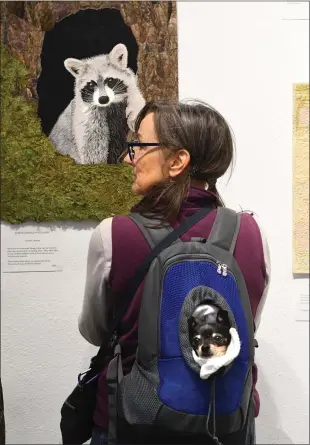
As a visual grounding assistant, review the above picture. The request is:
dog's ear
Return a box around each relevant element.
[188,316,196,339]
[217,309,230,327]
[188,316,194,329]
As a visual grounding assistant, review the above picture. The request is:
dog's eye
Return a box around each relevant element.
[193,336,202,346]
[213,334,222,342]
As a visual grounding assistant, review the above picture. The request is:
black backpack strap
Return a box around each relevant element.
[208,207,241,253]
[106,344,123,445]
[209,208,259,350]
[129,213,174,249]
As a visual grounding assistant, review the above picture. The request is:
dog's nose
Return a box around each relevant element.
[98,96,109,105]
[201,345,210,357]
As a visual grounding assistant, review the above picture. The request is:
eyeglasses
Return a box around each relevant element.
[127,141,161,162]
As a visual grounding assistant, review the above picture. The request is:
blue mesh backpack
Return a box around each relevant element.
[106,206,256,445]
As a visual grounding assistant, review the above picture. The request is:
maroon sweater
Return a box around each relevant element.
[93,187,267,429]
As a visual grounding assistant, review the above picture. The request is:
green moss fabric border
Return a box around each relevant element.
[0,47,139,224]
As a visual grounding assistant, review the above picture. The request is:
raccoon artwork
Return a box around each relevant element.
[49,43,145,164]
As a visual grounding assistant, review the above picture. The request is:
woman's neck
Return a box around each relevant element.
[190,179,207,190]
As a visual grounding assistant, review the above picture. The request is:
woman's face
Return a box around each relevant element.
[124,112,191,195]
[124,112,170,195]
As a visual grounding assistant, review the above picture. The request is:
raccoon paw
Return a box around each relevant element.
[126,97,145,131]
[126,108,138,132]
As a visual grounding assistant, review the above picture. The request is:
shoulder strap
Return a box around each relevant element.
[209,209,258,352]
[92,205,215,367]
[129,213,173,249]
[208,207,241,253]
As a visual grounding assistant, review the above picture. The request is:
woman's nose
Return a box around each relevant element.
[123,153,132,165]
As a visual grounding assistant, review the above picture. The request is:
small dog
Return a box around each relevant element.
[188,303,231,358]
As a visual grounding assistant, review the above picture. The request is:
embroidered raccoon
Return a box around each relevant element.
[49,44,145,164]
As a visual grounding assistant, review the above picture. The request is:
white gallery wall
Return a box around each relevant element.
[1,2,309,444]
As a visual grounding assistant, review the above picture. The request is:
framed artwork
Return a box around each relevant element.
[292,83,309,275]
[0,1,178,223]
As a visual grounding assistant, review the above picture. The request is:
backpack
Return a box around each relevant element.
[106,206,257,445]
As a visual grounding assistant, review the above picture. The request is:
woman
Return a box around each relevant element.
[79,100,270,444]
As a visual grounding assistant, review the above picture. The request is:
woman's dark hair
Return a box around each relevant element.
[131,99,235,223]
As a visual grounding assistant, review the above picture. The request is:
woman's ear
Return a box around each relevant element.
[169,149,191,178]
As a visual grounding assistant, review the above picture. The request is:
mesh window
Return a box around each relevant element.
[121,360,162,424]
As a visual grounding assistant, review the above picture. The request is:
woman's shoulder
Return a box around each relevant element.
[95,214,148,251]
[234,210,271,324]
[95,214,138,238]
[88,215,145,283]
[237,210,269,255]
[234,210,270,299]
[112,214,140,231]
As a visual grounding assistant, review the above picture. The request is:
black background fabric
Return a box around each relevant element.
[37,8,138,135]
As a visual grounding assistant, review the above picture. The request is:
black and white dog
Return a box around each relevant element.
[188,303,231,358]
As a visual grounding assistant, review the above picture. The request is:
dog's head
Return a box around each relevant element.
[188,303,231,358]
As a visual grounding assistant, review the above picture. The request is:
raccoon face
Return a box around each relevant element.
[64,44,134,108]
[79,76,128,107]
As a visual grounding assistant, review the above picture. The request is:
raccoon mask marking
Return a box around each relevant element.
[80,80,97,104]
[80,77,128,106]
[49,43,145,164]
[69,74,128,109]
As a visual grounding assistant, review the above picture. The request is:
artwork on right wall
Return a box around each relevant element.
[292,83,309,275]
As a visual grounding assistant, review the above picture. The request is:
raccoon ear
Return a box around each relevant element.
[109,44,128,70]
[64,58,84,77]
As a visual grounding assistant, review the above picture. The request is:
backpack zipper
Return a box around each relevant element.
[216,262,228,277]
